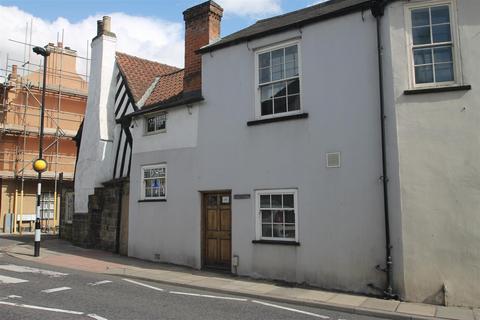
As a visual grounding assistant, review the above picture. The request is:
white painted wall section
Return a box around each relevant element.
[74,35,117,213]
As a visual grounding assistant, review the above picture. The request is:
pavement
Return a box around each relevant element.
[1,234,479,320]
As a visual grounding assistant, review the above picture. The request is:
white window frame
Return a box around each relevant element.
[140,164,167,200]
[40,192,55,220]
[144,112,167,135]
[254,40,303,120]
[255,189,298,242]
[405,0,462,89]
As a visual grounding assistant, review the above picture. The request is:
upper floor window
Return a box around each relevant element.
[145,112,166,134]
[257,43,301,118]
[408,2,458,87]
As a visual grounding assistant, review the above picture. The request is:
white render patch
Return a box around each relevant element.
[41,287,71,293]
[0,264,68,277]
[0,275,28,284]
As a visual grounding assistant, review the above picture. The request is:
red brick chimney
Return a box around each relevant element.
[183,1,223,95]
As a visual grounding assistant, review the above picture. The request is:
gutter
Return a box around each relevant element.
[370,0,397,299]
[119,91,204,121]
[197,1,371,54]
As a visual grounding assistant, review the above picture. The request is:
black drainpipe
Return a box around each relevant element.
[370,0,396,299]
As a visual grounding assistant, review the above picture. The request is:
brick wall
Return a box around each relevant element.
[183,1,223,94]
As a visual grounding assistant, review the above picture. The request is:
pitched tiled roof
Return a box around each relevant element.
[116,52,181,105]
[143,69,185,108]
[199,0,371,53]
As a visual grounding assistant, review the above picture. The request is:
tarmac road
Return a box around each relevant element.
[0,254,387,320]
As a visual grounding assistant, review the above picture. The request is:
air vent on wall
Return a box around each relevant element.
[326,152,341,168]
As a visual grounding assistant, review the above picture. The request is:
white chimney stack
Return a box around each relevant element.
[74,16,117,214]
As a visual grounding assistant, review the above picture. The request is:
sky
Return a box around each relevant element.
[0,0,325,78]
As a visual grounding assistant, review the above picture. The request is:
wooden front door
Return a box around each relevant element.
[202,192,231,270]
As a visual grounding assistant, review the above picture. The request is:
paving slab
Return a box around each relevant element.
[361,297,401,312]
[242,283,277,294]
[396,302,436,317]
[295,289,337,302]
[189,277,234,288]
[436,306,475,320]
[327,293,368,307]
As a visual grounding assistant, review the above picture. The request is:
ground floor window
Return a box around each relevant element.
[40,192,55,219]
[255,189,298,241]
[141,164,166,200]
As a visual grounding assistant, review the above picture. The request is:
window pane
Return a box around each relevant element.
[283,194,294,208]
[260,195,270,208]
[285,210,295,223]
[273,210,284,223]
[261,100,273,116]
[412,8,430,27]
[432,24,451,43]
[273,224,284,238]
[287,79,300,95]
[284,224,295,238]
[261,85,273,101]
[147,117,155,132]
[413,48,433,65]
[288,95,300,111]
[261,210,272,223]
[285,46,298,78]
[431,6,450,24]
[272,63,284,81]
[145,188,152,197]
[271,195,282,207]
[155,115,166,130]
[259,67,271,84]
[271,49,284,66]
[434,46,452,63]
[273,82,286,97]
[274,97,287,114]
[285,45,298,61]
[259,52,270,68]
[413,26,431,45]
[285,61,298,78]
[262,224,273,237]
[435,63,454,82]
[415,65,434,84]
[207,195,217,206]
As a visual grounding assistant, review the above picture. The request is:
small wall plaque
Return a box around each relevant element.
[222,196,230,204]
[234,194,251,200]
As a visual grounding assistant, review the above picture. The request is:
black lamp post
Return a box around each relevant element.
[32,46,50,257]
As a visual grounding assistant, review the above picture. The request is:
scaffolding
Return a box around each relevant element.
[0,21,90,234]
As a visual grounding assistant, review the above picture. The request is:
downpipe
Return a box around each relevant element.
[370,0,397,300]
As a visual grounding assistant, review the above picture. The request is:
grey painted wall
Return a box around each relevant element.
[384,0,480,307]
[128,10,388,295]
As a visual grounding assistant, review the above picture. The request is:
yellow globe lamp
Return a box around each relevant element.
[33,158,48,173]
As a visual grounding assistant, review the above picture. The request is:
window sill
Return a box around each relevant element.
[252,240,300,246]
[143,129,166,136]
[247,113,308,126]
[404,85,471,95]
[138,199,167,203]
